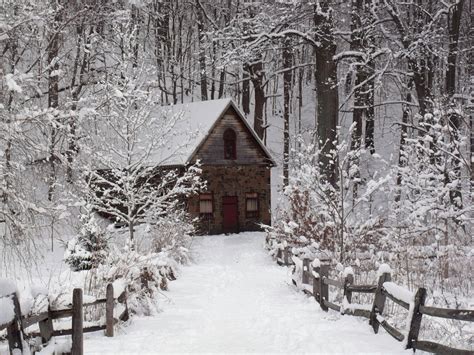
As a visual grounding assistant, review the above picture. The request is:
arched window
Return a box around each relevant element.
[223,128,236,160]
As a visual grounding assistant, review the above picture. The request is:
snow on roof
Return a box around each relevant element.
[148,98,274,167]
[147,98,233,166]
[87,98,274,169]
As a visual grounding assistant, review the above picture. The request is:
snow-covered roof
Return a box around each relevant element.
[86,98,274,169]
[148,98,274,167]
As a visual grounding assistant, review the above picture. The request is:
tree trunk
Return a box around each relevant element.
[249,60,266,140]
[314,1,339,186]
[47,1,62,201]
[445,0,464,208]
[351,0,376,156]
[242,64,250,115]
[395,91,412,202]
[2,5,18,207]
[218,69,225,98]
[196,2,208,101]
[211,40,216,100]
[282,38,293,186]
[445,0,463,98]
[66,17,91,183]
[130,5,140,68]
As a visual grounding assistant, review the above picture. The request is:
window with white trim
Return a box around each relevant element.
[246,192,258,218]
[199,193,213,215]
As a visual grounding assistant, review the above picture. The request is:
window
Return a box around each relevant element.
[223,128,236,160]
[246,193,258,218]
[199,193,213,215]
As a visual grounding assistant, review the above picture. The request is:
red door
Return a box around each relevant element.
[222,196,238,233]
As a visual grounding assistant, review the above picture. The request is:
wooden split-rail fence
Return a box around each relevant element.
[0,283,129,355]
[275,246,474,355]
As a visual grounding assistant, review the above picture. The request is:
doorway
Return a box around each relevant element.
[222,196,238,233]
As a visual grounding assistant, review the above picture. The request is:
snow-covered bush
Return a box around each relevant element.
[385,107,472,291]
[77,208,196,316]
[268,131,390,263]
[146,208,195,264]
[64,206,108,271]
[270,106,472,350]
[94,242,178,316]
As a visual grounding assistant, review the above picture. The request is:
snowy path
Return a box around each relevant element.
[86,232,408,354]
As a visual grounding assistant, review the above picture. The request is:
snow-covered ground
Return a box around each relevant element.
[84,232,409,354]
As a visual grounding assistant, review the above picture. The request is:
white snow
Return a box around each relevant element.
[0,297,14,326]
[377,263,392,278]
[36,338,71,355]
[49,293,96,310]
[343,266,354,278]
[112,279,126,299]
[383,282,415,304]
[5,74,22,93]
[84,233,408,354]
[0,279,17,297]
[342,297,373,313]
[311,258,321,268]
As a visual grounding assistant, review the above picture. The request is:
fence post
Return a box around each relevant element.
[302,258,310,284]
[342,270,354,315]
[318,264,329,311]
[276,248,283,265]
[106,283,114,337]
[71,288,83,355]
[38,307,54,345]
[118,290,130,322]
[312,262,321,302]
[7,292,23,355]
[369,269,391,333]
[283,246,291,265]
[406,287,427,350]
[37,289,53,345]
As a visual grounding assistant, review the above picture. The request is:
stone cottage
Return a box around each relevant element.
[157,98,275,234]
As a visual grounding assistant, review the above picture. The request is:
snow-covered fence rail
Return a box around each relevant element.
[0,282,129,355]
[273,251,474,354]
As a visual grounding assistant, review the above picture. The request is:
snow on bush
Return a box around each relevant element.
[267,106,472,349]
[94,242,178,316]
[146,208,195,265]
[267,130,390,266]
[64,206,108,271]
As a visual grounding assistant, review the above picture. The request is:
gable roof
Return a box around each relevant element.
[149,98,275,167]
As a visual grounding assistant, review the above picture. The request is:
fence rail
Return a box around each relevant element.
[273,244,473,355]
[0,282,128,355]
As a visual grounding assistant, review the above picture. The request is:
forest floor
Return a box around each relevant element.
[84,232,409,354]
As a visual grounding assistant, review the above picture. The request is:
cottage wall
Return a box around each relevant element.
[191,107,270,166]
[188,165,271,235]
[185,105,273,234]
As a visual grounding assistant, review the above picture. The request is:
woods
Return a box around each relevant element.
[0,0,472,352]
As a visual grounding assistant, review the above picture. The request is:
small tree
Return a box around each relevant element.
[388,106,471,285]
[147,207,196,264]
[79,38,204,247]
[64,203,108,271]
[270,127,389,262]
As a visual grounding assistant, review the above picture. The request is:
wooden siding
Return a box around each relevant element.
[192,107,270,165]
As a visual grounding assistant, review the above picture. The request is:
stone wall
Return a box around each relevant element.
[188,165,271,234]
